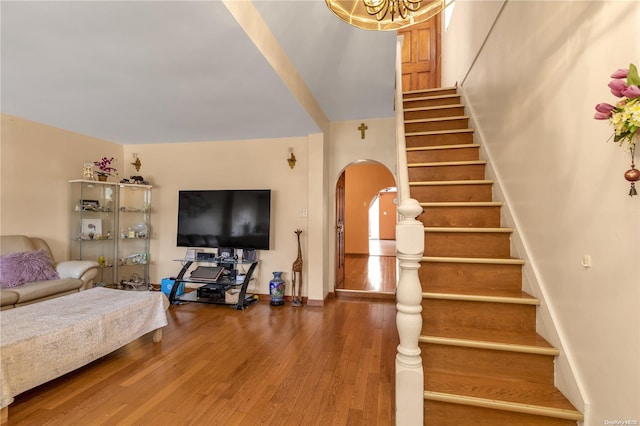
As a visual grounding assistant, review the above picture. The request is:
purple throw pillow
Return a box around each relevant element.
[0,249,60,288]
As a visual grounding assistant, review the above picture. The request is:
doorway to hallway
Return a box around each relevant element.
[335,162,397,297]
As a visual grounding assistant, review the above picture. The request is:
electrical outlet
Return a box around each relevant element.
[300,209,308,217]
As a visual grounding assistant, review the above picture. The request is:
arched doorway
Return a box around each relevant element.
[335,161,397,295]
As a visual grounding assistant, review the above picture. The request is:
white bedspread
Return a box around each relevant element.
[0,287,168,408]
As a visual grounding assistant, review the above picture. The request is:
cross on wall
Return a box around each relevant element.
[358,123,368,139]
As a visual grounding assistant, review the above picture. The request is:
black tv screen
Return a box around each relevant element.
[177,189,271,250]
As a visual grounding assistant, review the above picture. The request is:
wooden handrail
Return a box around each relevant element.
[395,36,411,205]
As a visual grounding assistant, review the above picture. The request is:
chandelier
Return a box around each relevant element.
[325,0,448,31]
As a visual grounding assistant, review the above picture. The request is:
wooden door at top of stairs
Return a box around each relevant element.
[398,16,441,91]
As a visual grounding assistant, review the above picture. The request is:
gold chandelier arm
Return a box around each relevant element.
[363,0,389,20]
[363,0,426,21]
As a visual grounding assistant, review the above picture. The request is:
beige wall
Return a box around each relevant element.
[306,133,330,302]
[442,1,640,424]
[120,137,311,299]
[0,114,122,261]
[1,114,319,301]
[330,118,397,180]
[1,113,398,302]
[328,118,397,286]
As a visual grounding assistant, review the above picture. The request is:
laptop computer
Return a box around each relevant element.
[190,266,224,282]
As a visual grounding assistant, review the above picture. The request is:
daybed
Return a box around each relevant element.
[0,235,99,309]
[0,287,169,421]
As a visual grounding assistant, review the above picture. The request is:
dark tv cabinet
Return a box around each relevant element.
[168,258,259,310]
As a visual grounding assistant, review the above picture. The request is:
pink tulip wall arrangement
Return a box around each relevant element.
[594,63,640,196]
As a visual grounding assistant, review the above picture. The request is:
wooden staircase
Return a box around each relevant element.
[403,88,583,425]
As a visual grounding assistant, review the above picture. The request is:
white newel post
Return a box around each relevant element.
[395,198,424,426]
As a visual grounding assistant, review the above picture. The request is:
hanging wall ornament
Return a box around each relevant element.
[624,147,639,196]
[593,63,640,197]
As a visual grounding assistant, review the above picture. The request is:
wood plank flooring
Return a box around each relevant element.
[339,238,397,294]
[341,255,397,293]
[7,296,397,425]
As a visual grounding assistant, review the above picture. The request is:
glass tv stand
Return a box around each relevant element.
[168,258,259,310]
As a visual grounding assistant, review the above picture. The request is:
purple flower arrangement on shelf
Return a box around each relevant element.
[93,157,118,178]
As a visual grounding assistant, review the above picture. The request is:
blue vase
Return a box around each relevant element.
[269,271,285,306]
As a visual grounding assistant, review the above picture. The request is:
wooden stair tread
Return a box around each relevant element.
[420,201,503,207]
[408,160,486,167]
[424,371,582,420]
[407,143,479,151]
[403,93,460,102]
[404,103,464,112]
[422,326,556,350]
[404,86,457,95]
[422,256,524,265]
[420,334,557,357]
[423,289,539,305]
[424,226,513,233]
[406,129,474,136]
[405,115,469,123]
[410,179,493,186]
[424,392,583,422]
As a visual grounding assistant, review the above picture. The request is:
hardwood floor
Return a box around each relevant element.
[341,255,397,293]
[339,239,397,294]
[7,297,397,425]
[367,240,396,257]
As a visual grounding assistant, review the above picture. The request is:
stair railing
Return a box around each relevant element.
[394,35,425,426]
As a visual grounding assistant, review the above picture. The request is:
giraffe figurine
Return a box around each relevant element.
[291,229,303,307]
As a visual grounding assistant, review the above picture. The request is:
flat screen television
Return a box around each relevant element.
[177,189,271,250]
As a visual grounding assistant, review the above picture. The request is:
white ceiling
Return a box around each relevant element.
[1,1,397,145]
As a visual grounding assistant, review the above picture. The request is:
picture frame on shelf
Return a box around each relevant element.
[82,218,102,240]
[81,199,100,211]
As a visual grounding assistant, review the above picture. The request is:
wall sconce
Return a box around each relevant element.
[287,148,297,169]
[131,153,142,172]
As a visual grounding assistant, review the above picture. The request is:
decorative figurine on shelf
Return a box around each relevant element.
[291,229,303,307]
[82,162,94,180]
[121,176,149,185]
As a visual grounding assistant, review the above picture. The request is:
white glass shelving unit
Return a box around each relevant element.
[115,183,152,290]
[69,179,117,286]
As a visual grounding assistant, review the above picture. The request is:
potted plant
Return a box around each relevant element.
[93,157,118,181]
